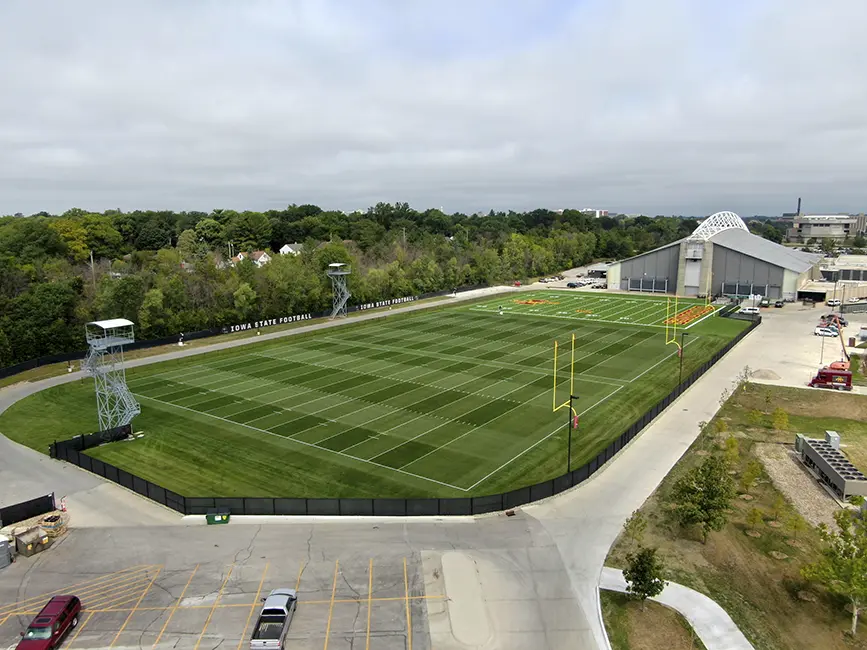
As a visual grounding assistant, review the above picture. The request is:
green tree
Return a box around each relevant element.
[740,459,762,494]
[623,547,667,609]
[821,238,837,255]
[195,218,224,247]
[724,436,740,466]
[670,455,736,543]
[622,510,647,550]
[803,510,867,636]
[772,494,786,521]
[787,512,807,539]
[233,282,257,320]
[747,409,764,427]
[746,507,764,531]
[772,407,789,431]
[138,288,168,338]
[48,218,89,263]
[82,214,123,259]
[853,235,867,249]
[177,229,203,262]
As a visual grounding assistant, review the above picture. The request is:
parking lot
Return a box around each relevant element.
[0,556,430,649]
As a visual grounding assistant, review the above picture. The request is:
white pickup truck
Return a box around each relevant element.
[250,588,298,650]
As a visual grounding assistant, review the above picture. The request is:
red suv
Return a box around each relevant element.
[16,595,81,649]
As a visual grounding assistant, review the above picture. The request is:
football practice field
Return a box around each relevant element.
[0,291,748,498]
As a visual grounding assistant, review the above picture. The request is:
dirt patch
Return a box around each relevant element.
[738,385,867,421]
[752,369,781,380]
[753,443,840,529]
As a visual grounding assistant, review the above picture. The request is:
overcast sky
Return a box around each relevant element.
[2,0,866,217]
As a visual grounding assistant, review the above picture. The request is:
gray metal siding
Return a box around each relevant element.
[712,246,784,298]
[618,244,679,291]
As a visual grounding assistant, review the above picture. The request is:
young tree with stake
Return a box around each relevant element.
[803,509,867,637]
[623,547,667,609]
[671,455,736,543]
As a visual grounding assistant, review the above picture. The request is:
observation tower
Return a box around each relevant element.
[327,263,351,319]
[83,319,141,431]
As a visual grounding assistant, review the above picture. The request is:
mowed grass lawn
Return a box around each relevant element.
[0,291,748,498]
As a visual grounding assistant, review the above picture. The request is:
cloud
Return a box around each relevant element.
[0,0,865,216]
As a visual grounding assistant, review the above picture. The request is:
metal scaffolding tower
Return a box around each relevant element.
[327,263,351,319]
[83,319,141,431]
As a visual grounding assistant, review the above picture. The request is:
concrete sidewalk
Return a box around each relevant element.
[600,567,754,650]
[526,307,823,650]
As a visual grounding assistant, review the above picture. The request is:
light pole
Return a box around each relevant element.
[567,394,579,473]
[679,332,690,386]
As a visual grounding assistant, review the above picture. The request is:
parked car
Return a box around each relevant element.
[815,327,838,337]
[827,298,842,306]
[849,297,862,303]
[17,596,81,650]
[250,589,297,650]
[739,307,760,315]
[774,301,784,308]
[566,282,578,288]
[760,298,770,307]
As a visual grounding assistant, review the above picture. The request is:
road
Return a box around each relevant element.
[0,297,824,649]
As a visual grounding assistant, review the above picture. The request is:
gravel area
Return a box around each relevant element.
[754,443,841,529]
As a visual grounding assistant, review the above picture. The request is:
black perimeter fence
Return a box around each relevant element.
[0,493,56,527]
[48,317,762,517]
[0,285,489,381]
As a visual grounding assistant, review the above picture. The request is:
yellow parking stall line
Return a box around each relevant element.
[87,593,446,613]
[63,568,155,603]
[110,566,162,648]
[83,575,158,610]
[237,564,268,650]
[0,565,154,615]
[365,559,373,650]
[194,565,233,650]
[404,558,412,650]
[322,559,339,650]
[65,611,95,650]
[153,564,199,649]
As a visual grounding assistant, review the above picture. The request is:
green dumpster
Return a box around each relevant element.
[206,508,231,525]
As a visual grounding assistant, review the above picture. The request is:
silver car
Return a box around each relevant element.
[250,588,298,650]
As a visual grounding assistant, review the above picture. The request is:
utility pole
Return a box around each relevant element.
[567,394,579,473]
[89,250,97,295]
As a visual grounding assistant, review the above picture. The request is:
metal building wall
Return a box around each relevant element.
[618,243,680,293]
[712,246,785,299]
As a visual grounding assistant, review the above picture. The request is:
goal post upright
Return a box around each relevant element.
[552,333,576,413]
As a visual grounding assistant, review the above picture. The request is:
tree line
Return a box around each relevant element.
[0,204,700,366]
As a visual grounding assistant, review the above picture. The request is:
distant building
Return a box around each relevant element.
[581,208,609,218]
[249,251,271,267]
[606,211,821,300]
[279,243,304,256]
[787,215,867,242]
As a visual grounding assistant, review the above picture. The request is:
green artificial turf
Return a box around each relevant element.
[0,291,748,498]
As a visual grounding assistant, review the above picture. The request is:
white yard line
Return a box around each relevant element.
[369,371,549,463]
[578,331,655,375]
[462,384,626,491]
[684,306,718,329]
[626,336,700,384]
[134,393,469,492]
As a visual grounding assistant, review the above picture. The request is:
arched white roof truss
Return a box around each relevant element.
[689,211,749,241]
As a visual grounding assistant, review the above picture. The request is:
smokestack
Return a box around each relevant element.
[797,197,801,215]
